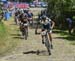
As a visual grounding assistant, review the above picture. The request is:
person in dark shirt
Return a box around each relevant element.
[66,17,73,35]
[27,10,33,25]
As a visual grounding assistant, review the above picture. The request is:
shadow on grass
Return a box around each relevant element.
[53,29,75,45]
[23,50,49,56]
[23,50,38,54]
[10,34,21,36]
[10,33,24,39]
[53,30,69,35]
[54,35,75,41]
[12,36,24,39]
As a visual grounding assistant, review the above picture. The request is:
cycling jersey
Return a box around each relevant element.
[40,17,52,33]
[41,18,51,29]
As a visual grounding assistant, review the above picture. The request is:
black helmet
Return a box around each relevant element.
[42,15,46,20]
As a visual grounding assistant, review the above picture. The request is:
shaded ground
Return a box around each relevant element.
[53,30,75,44]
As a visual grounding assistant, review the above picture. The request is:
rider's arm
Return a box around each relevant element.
[48,18,55,29]
[51,21,55,29]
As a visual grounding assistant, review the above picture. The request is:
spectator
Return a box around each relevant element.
[66,17,73,35]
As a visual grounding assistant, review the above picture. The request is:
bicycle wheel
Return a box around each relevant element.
[45,36,51,55]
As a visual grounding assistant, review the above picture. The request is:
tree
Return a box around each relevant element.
[47,0,73,29]
[47,0,73,17]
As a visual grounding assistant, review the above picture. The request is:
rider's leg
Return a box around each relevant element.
[31,18,33,26]
[41,35,44,44]
[30,18,33,26]
[20,25,24,37]
[28,19,30,24]
[15,17,18,25]
[17,18,19,25]
[15,17,17,24]
[48,32,53,49]
[35,22,39,34]
[27,26,28,36]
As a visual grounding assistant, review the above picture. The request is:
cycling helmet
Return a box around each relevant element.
[42,15,46,20]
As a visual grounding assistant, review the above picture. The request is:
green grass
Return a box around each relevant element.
[0,22,6,36]
[0,22,8,55]
[53,29,75,45]
[0,22,7,44]
[0,22,20,56]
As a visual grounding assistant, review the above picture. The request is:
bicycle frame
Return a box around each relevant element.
[22,26,28,40]
[41,30,51,55]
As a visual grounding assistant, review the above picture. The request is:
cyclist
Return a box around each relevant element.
[27,10,33,25]
[19,12,29,38]
[40,15,55,49]
[35,10,47,34]
[66,17,73,35]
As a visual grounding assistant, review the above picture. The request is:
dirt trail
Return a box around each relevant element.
[0,8,75,61]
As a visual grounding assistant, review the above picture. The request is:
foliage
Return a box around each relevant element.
[0,21,20,55]
[47,0,74,29]
[0,22,6,38]
[0,22,8,54]
[47,0,73,18]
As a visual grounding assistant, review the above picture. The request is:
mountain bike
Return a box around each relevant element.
[41,30,51,55]
[22,23,28,40]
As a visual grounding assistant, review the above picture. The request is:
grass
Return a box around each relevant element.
[53,29,75,45]
[0,19,20,56]
[0,22,9,55]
